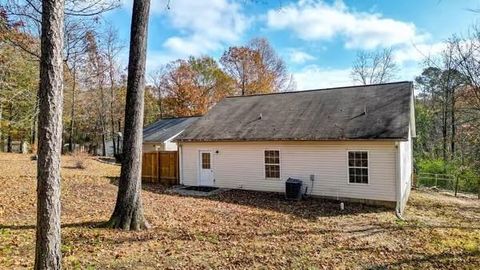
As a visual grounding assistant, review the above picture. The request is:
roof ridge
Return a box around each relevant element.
[226,81,412,99]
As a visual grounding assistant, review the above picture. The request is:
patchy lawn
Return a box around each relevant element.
[0,153,479,269]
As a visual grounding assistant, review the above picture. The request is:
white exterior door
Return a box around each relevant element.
[199,151,214,186]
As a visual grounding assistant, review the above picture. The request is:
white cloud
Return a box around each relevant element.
[287,49,317,64]
[159,0,249,56]
[267,0,424,50]
[393,42,447,64]
[293,61,428,91]
[293,65,354,90]
[121,0,249,71]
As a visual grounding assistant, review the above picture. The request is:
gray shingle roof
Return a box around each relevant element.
[176,82,413,142]
[143,117,200,143]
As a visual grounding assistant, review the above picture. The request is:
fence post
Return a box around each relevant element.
[435,174,438,187]
[478,177,480,200]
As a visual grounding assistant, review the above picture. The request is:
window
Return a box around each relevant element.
[265,150,280,178]
[201,153,211,169]
[348,151,368,184]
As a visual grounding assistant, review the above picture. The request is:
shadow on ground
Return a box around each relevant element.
[365,250,480,269]
[108,176,391,219]
[0,221,104,231]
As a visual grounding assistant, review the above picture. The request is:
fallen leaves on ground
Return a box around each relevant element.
[0,153,479,269]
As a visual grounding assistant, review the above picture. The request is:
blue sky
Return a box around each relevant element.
[106,0,478,90]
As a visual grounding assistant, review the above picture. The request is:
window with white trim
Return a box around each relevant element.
[264,150,280,178]
[348,151,369,184]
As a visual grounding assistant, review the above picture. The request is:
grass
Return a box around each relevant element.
[0,153,479,269]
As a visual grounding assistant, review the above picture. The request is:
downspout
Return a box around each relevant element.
[179,142,183,185]
[395,141,404,220]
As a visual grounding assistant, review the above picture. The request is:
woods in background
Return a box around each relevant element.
[414,29,480,194]
[1,1,293,155]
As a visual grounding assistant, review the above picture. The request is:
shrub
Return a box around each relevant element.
[416,158,479,194]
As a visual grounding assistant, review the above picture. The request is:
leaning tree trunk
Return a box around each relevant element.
[107,0,150,230]
[35,0,65,269]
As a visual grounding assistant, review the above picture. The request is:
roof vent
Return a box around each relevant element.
[259,113,263,120]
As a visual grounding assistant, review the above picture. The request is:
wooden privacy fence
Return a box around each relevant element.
[142,151,178,186]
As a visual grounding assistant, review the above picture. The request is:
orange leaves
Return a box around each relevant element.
[220,38,291,96]
[157,56,234,117]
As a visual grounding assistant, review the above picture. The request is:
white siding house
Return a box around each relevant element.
[176,82,415,214]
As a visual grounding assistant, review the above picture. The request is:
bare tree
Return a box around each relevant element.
[107,0,150,230]
[2,0,120,59]
[351,48,398,85]
[35,0,65,268]
[104,26,124,156]
[249,38,293,92]
[2,0,120,154]
[84,30,109,156]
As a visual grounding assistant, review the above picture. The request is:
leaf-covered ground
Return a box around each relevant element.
[0,153,479,269]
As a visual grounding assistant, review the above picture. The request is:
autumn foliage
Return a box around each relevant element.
[151,38,294,118]
[155,56,234,117]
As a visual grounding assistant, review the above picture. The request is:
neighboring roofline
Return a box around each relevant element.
[143,115,201,130]
[225,81,413,99]
[143,130,186,144]
[176,137,408,143]
[163,130,185,143]
[154,115,202,120]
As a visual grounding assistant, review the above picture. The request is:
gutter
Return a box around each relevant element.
[395,141,404,220]
[176,138,409,143]
[179,143,183,185]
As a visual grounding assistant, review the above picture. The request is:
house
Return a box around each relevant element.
[176,81,415,214]
[142,116,200,153]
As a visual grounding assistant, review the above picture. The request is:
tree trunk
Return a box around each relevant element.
[109,57,118,156]
[102,133,107,156]
[99,82,107,156]
[7,104,12,153]
[68,63,76,153]
[107,0,150,230]
[0,104,3,152]
[117,119,122,154]
[7,133,12,153]
[35,0,65,269]
[442,93,448,163]
[450,93,456,159]
[31,98,39,147]
[111,115,117,156]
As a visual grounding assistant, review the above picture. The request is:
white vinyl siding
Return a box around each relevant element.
[398,127,413,211]
[180,140,397,202]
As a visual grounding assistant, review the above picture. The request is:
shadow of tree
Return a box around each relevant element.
[365,250,480,269]
[0,221,105,231]
[109,176,392,219]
